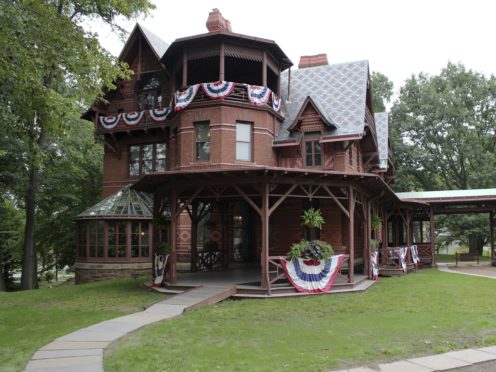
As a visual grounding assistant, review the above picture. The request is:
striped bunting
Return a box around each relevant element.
[122,111,144,126]
[371,251,379,280]
[149,107,171,122]
[99,114,121,129]
[281,254,345,293]
[245,84,271,106]
[410,245,420,268]
[201,81,235,99]
[272,92,282,112]
[175,84,199,111]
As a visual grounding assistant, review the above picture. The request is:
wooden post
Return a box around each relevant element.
[260,182,270,291]
[348,187,355,283]
[262,51,267,87]
[169,189,178,284]
[190,201,198,272]
[182,50,188,88]
[219,43,225,81]
[364,199,371,277]
[490,211,495,265]
[429,208,435,265]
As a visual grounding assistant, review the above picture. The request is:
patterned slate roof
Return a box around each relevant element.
[375,112,389,168]
[76,185,153,218]
[139,24,169,59]
[278,60,369,141]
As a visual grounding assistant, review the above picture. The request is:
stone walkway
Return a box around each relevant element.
[24,285,234,372]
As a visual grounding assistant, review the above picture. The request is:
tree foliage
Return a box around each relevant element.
[371,71,394,113]
[0,0,154,289]
[391,63,496,254]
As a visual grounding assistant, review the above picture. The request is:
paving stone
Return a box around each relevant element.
[408,354,470,370]
[379,360,433,371]
[144,304,186,315]
[24,355,102,371]
[40,341,110,350]
[57,330,126,342]
[477,346,496,356]
[444,349,496,364]
[32,348,103,360]
[82,320,142,333]
[348,368,378,372]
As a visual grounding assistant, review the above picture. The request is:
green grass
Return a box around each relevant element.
[105,269,496,371]
[0,277,163,371]
[436,253,491,263]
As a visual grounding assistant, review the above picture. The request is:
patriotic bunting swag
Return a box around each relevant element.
[410,245,420,268]
[245,84,271,106]
[122,111,144,126]
[99,114,121,129]
[149,107,171,122]
[371,251,379,280]
[201,81,235,99]
[281,254,345,293]
[400,247,407,272]
[152,253,168,288]
[175,84,199,111]
[272,92,282,112]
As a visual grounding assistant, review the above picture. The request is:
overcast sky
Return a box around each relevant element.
[97,0,495,97]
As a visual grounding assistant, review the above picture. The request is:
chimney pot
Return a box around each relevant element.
[298,53,329,69]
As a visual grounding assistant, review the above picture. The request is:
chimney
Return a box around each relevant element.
[298,53,329,69]
[206,8,232,32]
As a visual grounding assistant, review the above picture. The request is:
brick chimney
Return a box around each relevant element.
[206,8,232,32]
[298,54,329,69]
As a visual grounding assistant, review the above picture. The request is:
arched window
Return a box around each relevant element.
[136,74,162,110]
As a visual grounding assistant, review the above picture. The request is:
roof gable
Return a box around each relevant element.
[277,60,369,142]
[119,24,169,62]
[287,96,337,132]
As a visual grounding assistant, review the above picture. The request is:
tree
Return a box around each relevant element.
[371,71,394,113]
[0,1,154,289]
[392,62,496,254]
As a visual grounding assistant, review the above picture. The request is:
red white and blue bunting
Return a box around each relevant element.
[122,111,144,126]
[281,254,345,293]
[245,84,271,106]
[175,84,199,111]
[201,81,235,99]
[149,107,171,122]
[272,92,282,112]
[400,247,407,272]
[99,113,121,129]
[410,245,420,268]
[152,253,168,288]
[371,251,379,280]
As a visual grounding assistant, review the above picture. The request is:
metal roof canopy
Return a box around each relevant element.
[75,185,153,219]
[396,189,496,214]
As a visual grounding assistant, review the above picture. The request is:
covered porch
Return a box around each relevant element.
[134,167,397,296]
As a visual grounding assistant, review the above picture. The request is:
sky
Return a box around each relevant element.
[96,0,495,98]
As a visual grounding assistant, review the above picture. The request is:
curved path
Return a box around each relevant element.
[24,285,234,372]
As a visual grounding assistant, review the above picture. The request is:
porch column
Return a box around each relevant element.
[429,208,435,265]
[364,200,371,277]
[219,43,225,81]
[262,51,267,87]
[348,187,355,283]
[490,211,495,265]
[169,189,178,284]
[182,50,188,88]
[260,181,270,290]
[190,201,198,272]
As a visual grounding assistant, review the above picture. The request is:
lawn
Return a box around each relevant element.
[0,277,163,371]
[105,269,496,371]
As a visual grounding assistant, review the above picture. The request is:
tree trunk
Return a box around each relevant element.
[0,265,6,292]
[20,131,46,290]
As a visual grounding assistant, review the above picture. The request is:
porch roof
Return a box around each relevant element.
[132,166,400,202]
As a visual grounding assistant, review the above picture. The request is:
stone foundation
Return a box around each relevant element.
[75,262,153,284]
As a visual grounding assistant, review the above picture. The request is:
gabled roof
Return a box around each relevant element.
[287,96,337,132]
[75,186,153,219]
[119,23,169,62]
[374,112,389,168]
[277,60,369,142]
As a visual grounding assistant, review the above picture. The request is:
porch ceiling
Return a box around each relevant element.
[132,166,400,202]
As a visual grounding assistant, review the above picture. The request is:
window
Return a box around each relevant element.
[305,140,321,167]
[195,122,210,161]
[136,75,162,110]
[78,221,104,258]
[413,220,431,243]
[129,143,167,176]
[131,222,150,258]
[236,122,252,161]
[108,221,127,258]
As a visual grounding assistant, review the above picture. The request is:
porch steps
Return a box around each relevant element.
[233,278,376,299]
[379,263,416,277]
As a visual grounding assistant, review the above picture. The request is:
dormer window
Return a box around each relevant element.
[136,74,161,110]
[304,132,322,167]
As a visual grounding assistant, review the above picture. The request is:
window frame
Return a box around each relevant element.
[304,139,322,168]
[129,143,167,177]
[412,219,432,244]
[236,121,253,162]
[195,121,211,161]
